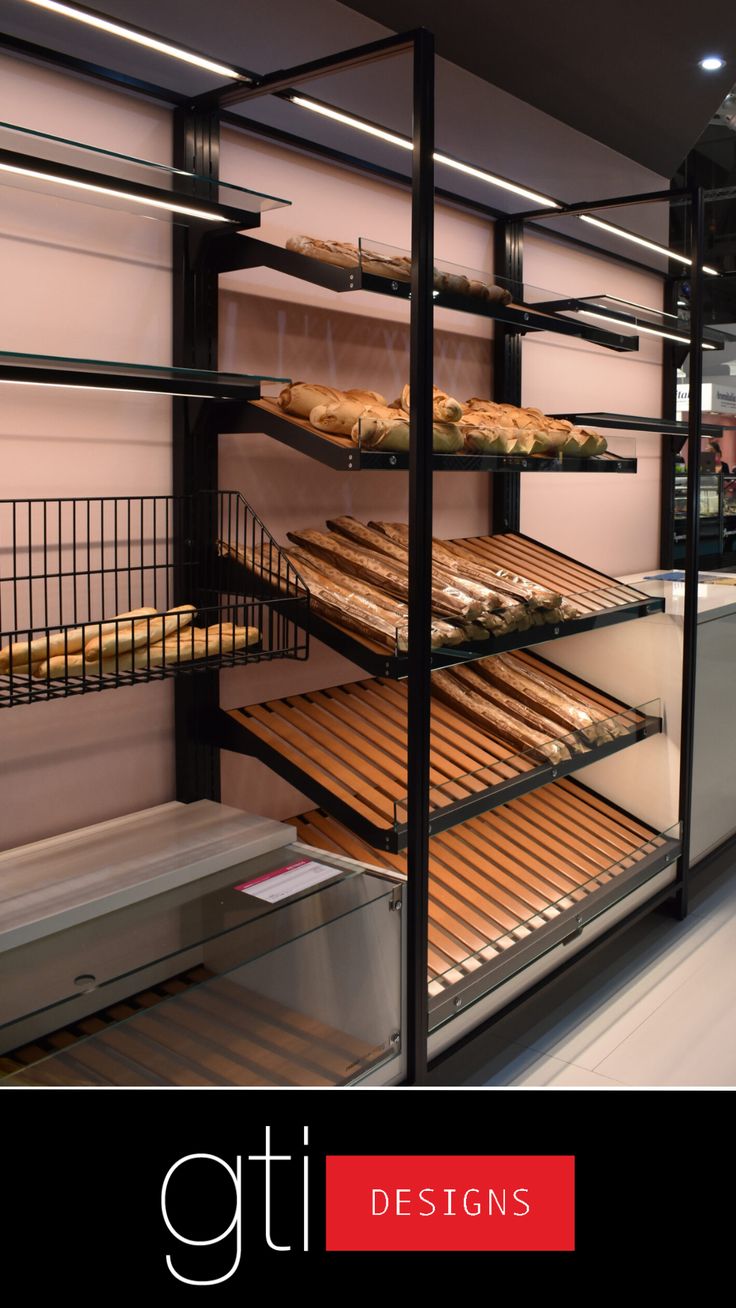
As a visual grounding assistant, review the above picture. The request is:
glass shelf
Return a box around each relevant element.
[217,233,639,352]
[0,349,288,398]
[550,411,724,436]
[539,292,736,352]
[0,120,290,226]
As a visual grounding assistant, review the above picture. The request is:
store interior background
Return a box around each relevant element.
[4,0,722,849]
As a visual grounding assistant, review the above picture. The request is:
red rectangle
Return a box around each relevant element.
[325,1155,574,1251]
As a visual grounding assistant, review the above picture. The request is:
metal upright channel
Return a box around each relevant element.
[676,186,705,918]
[172,106,222,803]
[406,28,435,1085]
[492,218,524,534]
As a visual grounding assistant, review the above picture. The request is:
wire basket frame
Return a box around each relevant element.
[0,491,309,707]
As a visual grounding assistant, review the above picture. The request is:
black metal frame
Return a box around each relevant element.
[0,16,707,1088]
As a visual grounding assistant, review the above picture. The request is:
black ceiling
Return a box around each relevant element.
[340,0,736,176]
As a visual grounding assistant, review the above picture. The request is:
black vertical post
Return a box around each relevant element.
[659,278,685,570]
[676,186,705,918]
[406,28,434,1085]
[492,218,523,532]
[172,105,221,803]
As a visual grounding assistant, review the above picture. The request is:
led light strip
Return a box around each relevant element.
[0,161,230,221]
[289,94,560,208]
[580,214,719,275]
[578,309,717,348]
[21,0,247,79]
[0,380,218,396]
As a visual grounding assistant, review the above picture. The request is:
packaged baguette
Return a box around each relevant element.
[488,653,631,741]
[451,664,587,755]
[432,668,572,766]
[288,528,484,621]
[287,548,462,651]
[326,516,506,613]
[0,606,157,672]
[285,235,359,268]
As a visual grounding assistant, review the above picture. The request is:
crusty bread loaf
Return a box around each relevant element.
[38,623,258,677]
[0,606,157,673]
[344,388,386,406]
[400,384,464,423]
[278,382,342,419]
[310,397,369,436]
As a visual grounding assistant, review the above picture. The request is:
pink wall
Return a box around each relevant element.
[0,60,666,848]
[0,55,175,851]
[520,233,665,577]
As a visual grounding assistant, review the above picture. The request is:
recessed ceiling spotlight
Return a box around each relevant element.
[699,55,726,71]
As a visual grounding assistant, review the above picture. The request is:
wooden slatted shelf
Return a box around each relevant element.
[214,651,661,850]
[241,398,638,473]
[221,529,664,679]
[2,971,384,1087]
[293,777,680,1021]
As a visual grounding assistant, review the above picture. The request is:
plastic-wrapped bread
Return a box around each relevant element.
[286,235,359,268]
[360,247,411,280]
[451,664,587,756]
[287,528,484,620]
[477,652,627,743]
[287,547,463,651]
[432,668,572,765]
[399,384,464,423]
[368,525,559,610]
[433,269,471,295]
[353,413,464,453]
[0,607,157,672]
[84,604,195,663]
[278,382,342,419]
[325,516,506,613]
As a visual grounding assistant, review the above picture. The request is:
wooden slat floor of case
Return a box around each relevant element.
[228,653,645,839]
[3,973,382,1087]
[293,776,669,992]
[454,534,643,607]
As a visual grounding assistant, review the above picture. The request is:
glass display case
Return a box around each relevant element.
[674,472,724,562]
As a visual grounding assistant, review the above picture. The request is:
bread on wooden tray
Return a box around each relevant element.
[274,382,607,459]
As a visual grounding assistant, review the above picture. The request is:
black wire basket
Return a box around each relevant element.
[0,491,309,707]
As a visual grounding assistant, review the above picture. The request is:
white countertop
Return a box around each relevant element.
[622,571,736,624]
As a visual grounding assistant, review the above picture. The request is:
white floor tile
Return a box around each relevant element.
[468,1039,624,1087]
[595,945,736,1086]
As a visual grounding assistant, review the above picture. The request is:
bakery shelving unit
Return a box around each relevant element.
[0,19,707,1086]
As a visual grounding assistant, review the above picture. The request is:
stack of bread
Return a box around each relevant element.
[275,381,607,458]
[0,605,260,679]
[285,235,512,302]
[225,515,586,656]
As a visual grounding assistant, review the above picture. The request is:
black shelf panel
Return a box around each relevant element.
[552,411,724,436]
[210,652,661,852]
[0,351,287,400]
[214,234,639,352]
[242,400,638,473]
[0,492,308,709]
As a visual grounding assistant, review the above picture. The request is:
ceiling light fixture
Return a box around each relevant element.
[699,55,726,71]
[0,160,230,221]
[579,214,719,275]
[289,94,560,208]
[20,0,247,80]
[579,309,717,348]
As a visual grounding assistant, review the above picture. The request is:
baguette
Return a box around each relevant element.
[38,625,258,677]
[399,384,464,423]
[310,397,370,436]
[285,235,359,268]
[84,604,195,663]
[0,607,158,672]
